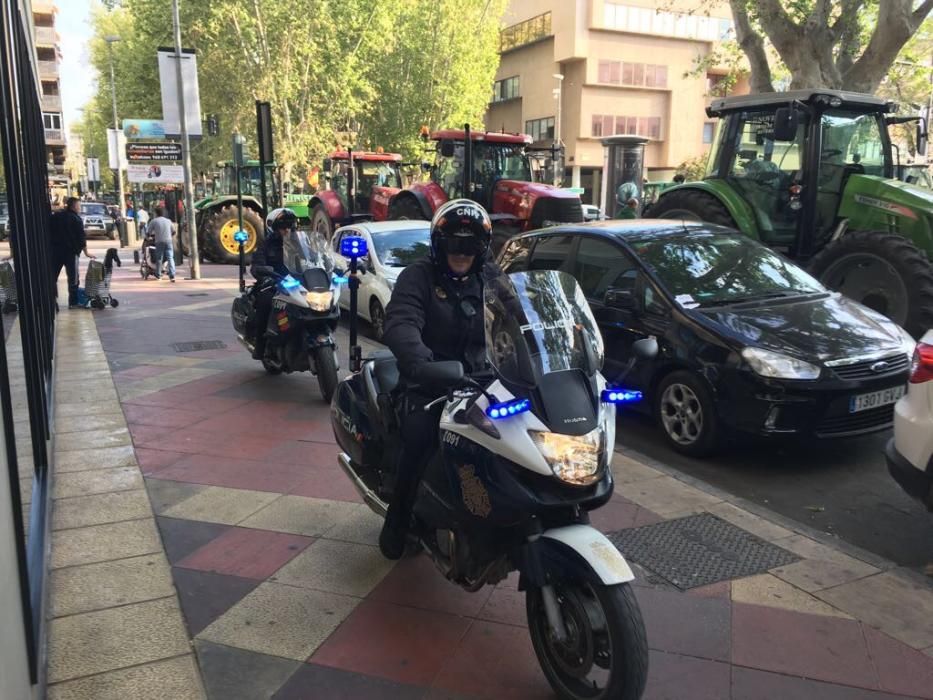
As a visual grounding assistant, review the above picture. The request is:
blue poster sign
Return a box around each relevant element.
[123,119,166,140]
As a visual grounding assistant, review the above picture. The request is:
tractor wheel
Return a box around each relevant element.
[389,197,429,221]
[311,204,334,243]
[808,230,933,338]
[203,205,264,265]
[647,189,736,228]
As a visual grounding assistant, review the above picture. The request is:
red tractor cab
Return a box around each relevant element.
[387,127,583,252]
[309,151,404,239]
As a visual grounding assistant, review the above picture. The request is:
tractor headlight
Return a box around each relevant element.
[305,291,334,311]
[529,428,603,486]
[741,347,820,380]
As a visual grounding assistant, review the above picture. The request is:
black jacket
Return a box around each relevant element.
[250,229,289,279]
[383,257,498,381]
[49,209,86,256]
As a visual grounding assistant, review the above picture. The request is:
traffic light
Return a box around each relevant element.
[207,114,219,137]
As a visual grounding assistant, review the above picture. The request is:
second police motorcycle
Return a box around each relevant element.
[231,216,344,402]
[331,232,655,700]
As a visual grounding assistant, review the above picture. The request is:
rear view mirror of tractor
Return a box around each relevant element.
[773,107,799,141]
[322,158,332,173]
[440,140,456,158]
[917,119,928,159]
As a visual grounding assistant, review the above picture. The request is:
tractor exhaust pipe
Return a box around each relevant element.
[463,123,472,199]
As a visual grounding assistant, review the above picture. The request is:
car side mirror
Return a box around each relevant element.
[632,337,658,360]
[322,158,332,174]
[440,140,455,158]
[605,288,638,312]
[773,107,799,142]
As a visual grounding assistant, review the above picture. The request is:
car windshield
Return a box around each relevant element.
[371,228,430,268]
[485,270,603,386]
[631,232,825,306]
[81,204,108,216]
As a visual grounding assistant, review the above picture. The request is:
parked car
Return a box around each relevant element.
[79,202,116,239]
[582,204,605,222]
[886,332,933,510]
[498,220,915,456]
[330,220,431,341]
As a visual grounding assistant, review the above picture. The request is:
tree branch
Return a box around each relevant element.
[912,0,933,30]
[845,0,925,92]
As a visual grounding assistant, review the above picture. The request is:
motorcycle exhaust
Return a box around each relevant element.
[235,334,255,353]
[338,452,388,517]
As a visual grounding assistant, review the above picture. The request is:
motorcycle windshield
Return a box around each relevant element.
[484,270,603,387]
[282,229,333,277]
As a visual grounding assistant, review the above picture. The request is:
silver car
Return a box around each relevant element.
[79,202,117,240]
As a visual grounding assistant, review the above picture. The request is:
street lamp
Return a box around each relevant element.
[552,73,564,186]
[104,34,127,238]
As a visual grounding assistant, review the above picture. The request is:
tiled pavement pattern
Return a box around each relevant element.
[42,256,933,699]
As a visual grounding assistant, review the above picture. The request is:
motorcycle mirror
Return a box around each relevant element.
[416,361,464,389]
[632,337,659,360]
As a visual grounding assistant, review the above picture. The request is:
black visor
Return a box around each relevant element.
[443,233,483,256]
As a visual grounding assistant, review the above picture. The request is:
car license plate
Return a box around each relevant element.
[848,386,906,413]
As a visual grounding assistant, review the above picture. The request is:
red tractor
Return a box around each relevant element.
[308,150,405,239]
[387,127,583,252]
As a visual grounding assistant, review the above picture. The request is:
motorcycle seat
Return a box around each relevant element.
[371,351,400,395]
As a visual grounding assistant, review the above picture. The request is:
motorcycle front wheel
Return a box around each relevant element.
[527,581,648,700]
[313,345,338,403]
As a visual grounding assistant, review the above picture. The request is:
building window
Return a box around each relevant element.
[702,122,716,144]
[41,80,59,96]
[526,117,555,142]
[42,112,61,130]
[592,114,662,140]
[597,60,667,89]
[604,3,733,41]
[492,76,520,103]
[500,12,552,53]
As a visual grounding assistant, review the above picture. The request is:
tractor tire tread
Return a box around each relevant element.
[648,189,736,228]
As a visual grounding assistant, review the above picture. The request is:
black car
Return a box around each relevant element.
[498,221,915,457]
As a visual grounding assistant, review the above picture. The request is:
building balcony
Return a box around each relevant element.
[44,128,64,145]
[40,93,61,112]
[35,25,58,48]
[37,60,59,78]
[32,0,56,13]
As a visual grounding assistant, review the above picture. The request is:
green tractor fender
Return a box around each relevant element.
[837,175,933,257]
[650,181,762,240]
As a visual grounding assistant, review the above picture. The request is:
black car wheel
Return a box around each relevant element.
[655,371,719,457]
[370,299,386,342]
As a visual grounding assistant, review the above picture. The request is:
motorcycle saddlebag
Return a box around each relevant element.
[231,295,254,337]
[331,372,383,467]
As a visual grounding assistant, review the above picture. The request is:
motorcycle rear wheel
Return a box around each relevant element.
[313,345,338,403]
[527,581,648,700]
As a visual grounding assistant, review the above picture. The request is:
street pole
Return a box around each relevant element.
[552,73,564,187]
[172,0,200,279]
[105,37,127,244]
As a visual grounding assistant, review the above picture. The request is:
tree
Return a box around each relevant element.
[728,0,932,93]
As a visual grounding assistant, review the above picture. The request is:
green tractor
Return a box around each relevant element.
[649,90,933,337]
[194,161,278,264]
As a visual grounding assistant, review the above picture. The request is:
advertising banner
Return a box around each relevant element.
[157,48,202,138]
[126,163,185,184]
[86,157,100,182]
[126,143,182,162]
[107,129,128,170]
[123,119,166,140]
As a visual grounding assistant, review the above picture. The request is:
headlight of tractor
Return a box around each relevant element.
[529,428,603,485]
[741,347,821,380]
[305,291,334,311]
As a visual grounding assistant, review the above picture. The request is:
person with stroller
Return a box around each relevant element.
[49,196,94,308]
[148,206,176,282]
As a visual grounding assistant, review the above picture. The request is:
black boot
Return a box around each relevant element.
[379,502,408,560]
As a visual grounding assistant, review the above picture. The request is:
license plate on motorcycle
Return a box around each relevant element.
[848,385,905,413]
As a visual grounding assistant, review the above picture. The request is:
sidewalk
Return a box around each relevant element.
[45,259,933,699]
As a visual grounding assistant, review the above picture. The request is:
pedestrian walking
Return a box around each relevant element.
[136,206,150,238]
[615,181,639,218]
[49,196,94,307]
[148,205,176,282]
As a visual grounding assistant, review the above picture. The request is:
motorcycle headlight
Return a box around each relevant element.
[529,428,603,485]
[305,291,334,311]
[741,347,820,380]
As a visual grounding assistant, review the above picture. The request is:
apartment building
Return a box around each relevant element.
[32,0,67,187]
[484,0,747,205]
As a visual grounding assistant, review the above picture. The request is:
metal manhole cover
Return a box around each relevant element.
[607,513,800,590]
[172,340,226,352]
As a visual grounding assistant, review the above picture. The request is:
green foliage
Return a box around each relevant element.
[76,0,506,191]
[676,154,710,182]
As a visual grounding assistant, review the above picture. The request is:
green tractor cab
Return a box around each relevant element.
[195,161,285,265]
[649,90,933,337]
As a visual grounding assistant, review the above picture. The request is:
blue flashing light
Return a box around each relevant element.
[233,230,249,244]
[332,275,349,285]
[278,275,302,294]
[340,236,368,259]
[601,388,643,404]
[486,397,531,420]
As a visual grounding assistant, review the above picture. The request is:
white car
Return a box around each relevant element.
[886,330,933,511]
[330,220,431,341]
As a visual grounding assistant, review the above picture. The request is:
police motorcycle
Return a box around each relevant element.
[331,238,654,699]
[231,224,344,402]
